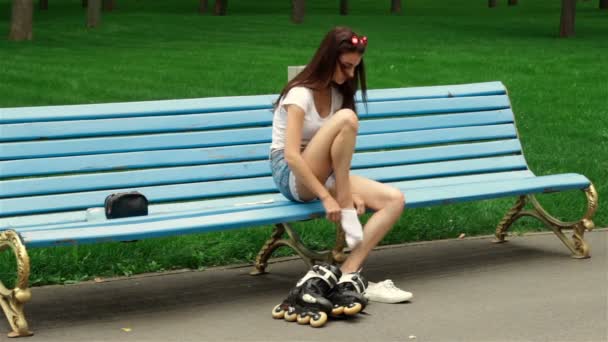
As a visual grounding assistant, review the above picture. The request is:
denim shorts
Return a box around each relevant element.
[270,149,300,202]
[269,149,335,203]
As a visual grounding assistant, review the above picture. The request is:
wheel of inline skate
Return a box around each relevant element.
[331,305,344,316]
[343,302,362,316]
[272,304,285,319]
[296,313,311,325]
[309,312,328,328]
[284,310,297,322]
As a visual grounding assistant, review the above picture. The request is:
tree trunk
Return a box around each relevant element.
[214,0,227,16]
[199,0,208,14]
[340,0,348,15]
[600,0,608,9]
[87,0,101,28]
[559,0,576,38]
[390,0,402,14]
[39,0,48,10]
[9,0,33,41]
[102,0,114,11]
[508,0,518,5]
[488,0,497,8]
[292,0,305,23]
[82,0,87,8]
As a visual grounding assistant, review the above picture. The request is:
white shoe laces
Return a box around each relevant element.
[379,279,399,291]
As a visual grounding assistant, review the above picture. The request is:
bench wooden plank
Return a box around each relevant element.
[0,155,528,216]
[0,95,277,124]
[0,81,506,124]
[356,81,506,102]
[401,173,590,208]
[1,143,270,178]
[1,103,513,143]
[358,109,514,135]
[3,170,535,231]
[1,95,510,145]
[1,123,517,161]
[1,110,515,177]
[18,173,590,248]
[2,137,521,180]
[0,108,273,142]
[1,139,524,198]
[359,95,510,118]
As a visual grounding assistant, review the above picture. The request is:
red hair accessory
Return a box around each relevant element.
[351,35,368,46]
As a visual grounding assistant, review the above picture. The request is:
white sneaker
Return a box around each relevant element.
[364,279,413,303]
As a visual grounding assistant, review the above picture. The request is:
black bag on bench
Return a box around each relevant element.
[104,191,148,219]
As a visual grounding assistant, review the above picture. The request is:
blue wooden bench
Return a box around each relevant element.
[0,81,598,337]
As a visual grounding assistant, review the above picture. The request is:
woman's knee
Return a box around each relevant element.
[386,189,405,213]
[334,109,359,133]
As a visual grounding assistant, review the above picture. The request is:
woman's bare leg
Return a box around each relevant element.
[291,109,405,273]
[296,109,358,209]
[340,175,405,273]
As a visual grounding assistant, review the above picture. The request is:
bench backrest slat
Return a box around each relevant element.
[1,123,519,198]
[1,139,523,198]
[1,96,510,143]
[2,116,516,162]
[1,109,514,178]
[0,81,505,124]
[1,95,510,155]
[0,81,526,219]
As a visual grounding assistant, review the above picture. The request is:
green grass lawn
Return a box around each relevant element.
[0,0,606,286]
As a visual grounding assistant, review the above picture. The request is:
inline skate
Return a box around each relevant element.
[272,263,341,327]
[327,271,368,316]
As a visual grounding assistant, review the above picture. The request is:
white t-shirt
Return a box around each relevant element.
[271,86,344,151]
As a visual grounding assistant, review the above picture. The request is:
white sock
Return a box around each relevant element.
[341,208,363,248]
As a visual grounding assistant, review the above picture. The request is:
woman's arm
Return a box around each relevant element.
[283,104,332,201]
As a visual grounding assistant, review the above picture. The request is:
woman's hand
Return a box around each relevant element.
[353,193,366,216]
[321,195,341,222]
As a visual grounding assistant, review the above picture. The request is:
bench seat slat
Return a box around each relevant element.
[1,123,517,161]
[18,173,590,248]
[4,170,535,231]
[1,139,523,197]
[0,155,528,216]
[0,81,505,124]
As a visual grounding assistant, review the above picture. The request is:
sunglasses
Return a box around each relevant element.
[350,35,368,46]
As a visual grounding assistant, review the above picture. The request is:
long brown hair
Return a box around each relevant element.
[275,26,368,113]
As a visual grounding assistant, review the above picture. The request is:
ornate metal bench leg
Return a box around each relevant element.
[494,195,527,243]
[331,223,347,264]
[0,230,33,338]
[494,184,598,258]
[251,224,286,275]
[251,220,354,275]
[250,223,334,275]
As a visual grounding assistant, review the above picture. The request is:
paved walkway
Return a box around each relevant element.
[3,230,606,341]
